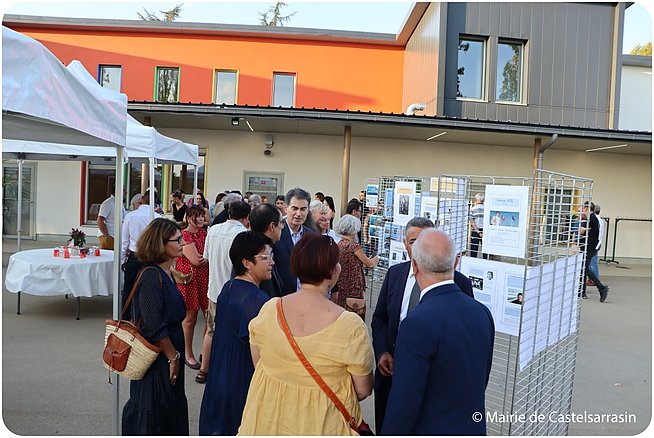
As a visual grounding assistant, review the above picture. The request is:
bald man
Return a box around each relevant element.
[382,229,495,435]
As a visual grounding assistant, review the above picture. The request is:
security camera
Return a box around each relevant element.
[264,149,272,156]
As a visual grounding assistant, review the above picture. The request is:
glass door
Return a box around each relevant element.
[2,163,36,239]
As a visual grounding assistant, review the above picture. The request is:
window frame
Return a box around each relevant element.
[98,65,122,92]
[154,66,180,103]
[456,35,488,102]
[214,69,238,105]
[272,72,296,108]
[243,171,284,200]
[495,39,526,105]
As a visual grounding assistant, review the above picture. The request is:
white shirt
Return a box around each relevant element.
[399,264,417,323]
[324,228,341,244]
[203,219,247,302]
[120,204,154,263]
[419,279,456,301]
[596,213,604,250]
[96,195,125,237]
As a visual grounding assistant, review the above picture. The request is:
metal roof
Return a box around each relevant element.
[127,102,652,156]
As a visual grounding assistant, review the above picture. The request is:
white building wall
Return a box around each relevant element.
[23,131,651,259]
[619,63,652,131]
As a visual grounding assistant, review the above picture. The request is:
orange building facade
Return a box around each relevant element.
[13,25,405,113]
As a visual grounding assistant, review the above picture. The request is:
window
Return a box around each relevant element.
[214,70,237,104]
[99,65,122,92]
[496,40,524,103]
[457,37,486,100]
[243,171,284,200]
[272,73,295,107]
[85,162,116,223]
[155,67,179,103]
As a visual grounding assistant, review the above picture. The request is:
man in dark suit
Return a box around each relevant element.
[249,202,285,297]
[371,217,474,432]
[272,187,315,295]
[382,228,495,435]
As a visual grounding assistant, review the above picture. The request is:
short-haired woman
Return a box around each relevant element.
[199,231,272,435]
[333,215,379,319]
[238,233,375,435]
[173,205,209,370]
[121,218,189,435]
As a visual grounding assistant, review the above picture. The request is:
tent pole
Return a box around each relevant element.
[149,158,156,220]
[193,165,198,204]
[16,155,25,253]
[112,146,124,436]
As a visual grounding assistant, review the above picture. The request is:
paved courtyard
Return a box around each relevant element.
[2,238,651,435]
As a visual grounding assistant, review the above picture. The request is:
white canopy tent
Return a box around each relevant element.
[2,26,127,434]
[67,60,200,217]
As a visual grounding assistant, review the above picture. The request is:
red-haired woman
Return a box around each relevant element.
[174,205,209,370]
[239,233,374,435]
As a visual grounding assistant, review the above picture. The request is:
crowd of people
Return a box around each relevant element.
[117,186,496,436]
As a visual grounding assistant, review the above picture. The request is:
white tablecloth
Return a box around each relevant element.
[5,248,115,297]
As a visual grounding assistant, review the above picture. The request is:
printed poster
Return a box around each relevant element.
[483,185,530,258]
[389,239,409,267]
[365,184,379,207]
[459,256,525,337]
[420,195,439,222]
[383,189,394,219]
[393,181,416,226]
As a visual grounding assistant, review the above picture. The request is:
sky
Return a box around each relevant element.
[3,1,653,53]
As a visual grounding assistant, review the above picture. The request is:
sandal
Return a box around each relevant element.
[195,370,207,384]
[185,358,201,370]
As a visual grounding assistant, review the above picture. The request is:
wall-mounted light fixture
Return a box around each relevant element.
[427,131,447,141]
[264,134,274,156]
[231,117,240,126]
[585,144,628,152]
[246,120,254,132]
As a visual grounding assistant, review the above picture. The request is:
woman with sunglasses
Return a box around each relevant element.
[122,218,189,435]
[199,231,273,435]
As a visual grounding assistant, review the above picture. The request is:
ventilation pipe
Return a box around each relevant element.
[405,103,426,116]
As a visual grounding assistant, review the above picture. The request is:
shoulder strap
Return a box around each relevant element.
[276,299,357,430]
[119,266,162,322]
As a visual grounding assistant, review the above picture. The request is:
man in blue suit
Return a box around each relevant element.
[381,228,494,435]
[272,187,315,295]
[371,217,474,432]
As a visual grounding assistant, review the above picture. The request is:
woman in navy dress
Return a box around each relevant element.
[199,231,272,435]
[122,218,189,435]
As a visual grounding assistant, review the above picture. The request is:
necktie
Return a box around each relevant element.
[407,279,421,313]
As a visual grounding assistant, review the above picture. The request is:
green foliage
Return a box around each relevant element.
[259,2,296,27]
[498,45,521,102]
[629,42,652,56]
[138,3,183,22]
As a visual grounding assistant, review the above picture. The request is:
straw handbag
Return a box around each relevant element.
[103,267,162,383]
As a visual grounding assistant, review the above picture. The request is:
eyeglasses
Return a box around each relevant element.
[167,235,184,244]
[254,253,275,263]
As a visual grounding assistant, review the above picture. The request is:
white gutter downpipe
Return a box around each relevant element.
[405,103,426,116]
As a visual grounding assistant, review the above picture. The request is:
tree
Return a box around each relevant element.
[498,45,521,102]
[259,2,296,27]
[138,3,183,22]
[630,42,652,56]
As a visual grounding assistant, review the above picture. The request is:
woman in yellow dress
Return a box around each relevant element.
[238,233,375,435]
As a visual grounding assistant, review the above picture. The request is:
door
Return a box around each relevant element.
[2,163,36,239]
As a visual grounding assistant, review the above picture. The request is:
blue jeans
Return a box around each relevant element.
[588,252,600,278]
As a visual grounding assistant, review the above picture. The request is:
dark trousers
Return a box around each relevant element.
[582,249,605,295]
[470,229,488,259]
[122,252,143,320]
[374,374,392,433]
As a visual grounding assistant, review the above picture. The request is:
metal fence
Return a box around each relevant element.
[362,170,593,435]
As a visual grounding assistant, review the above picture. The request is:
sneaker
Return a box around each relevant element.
[600,287,609,303]
[582,292,588,299]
